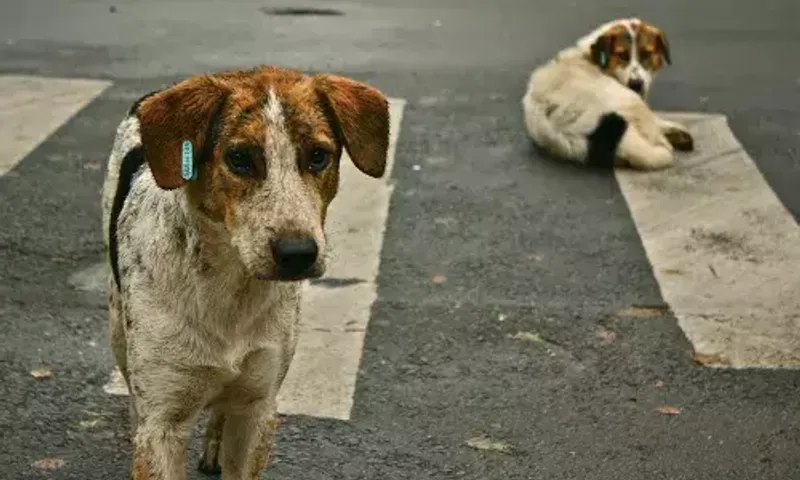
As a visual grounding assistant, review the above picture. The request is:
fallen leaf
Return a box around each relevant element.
[79,419,102,429]
[655,406,681,416]
[431,275,447,284]
[510,331,543,343]
[83,162,102,171]
[596,330,616,341]
[32,458,65,469]
[662,268,683,275]
[466,434,514,454]
[497,314,507,322]
[655,380,665,388]
[615,305,669,318]
[30,367,52,379]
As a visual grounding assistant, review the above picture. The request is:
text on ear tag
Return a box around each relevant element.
[181,140,197,181]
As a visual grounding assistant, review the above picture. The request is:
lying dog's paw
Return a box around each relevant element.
[664,128,694,152]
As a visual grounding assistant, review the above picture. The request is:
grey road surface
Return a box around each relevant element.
[1,0,799,479]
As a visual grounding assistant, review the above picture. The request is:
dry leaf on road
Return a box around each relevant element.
[466,434,514,454]
[655,406,681,416]
[32,458,65,469]
[431,274,447,284]
[510,331,543,344]
[30,367,52,379]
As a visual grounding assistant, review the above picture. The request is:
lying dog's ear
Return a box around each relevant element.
[590,34,614,69]
[135,77,229,190]
[314,74,390,179]
[655,29,672,65]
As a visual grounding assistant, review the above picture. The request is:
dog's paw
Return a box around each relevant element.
[663,127,694,152]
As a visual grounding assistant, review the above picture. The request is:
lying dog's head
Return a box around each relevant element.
[134,67,390,281]
[580,18,671,98]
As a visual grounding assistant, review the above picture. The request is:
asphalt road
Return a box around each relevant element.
[1,0,800,479]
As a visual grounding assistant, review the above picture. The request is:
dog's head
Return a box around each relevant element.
[134,67,390,281]
[580,18,671,98]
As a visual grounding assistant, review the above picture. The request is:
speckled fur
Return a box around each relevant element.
[521,18,694,170]
[101,67,390,479]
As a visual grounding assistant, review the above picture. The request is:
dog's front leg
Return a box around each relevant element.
[129,366,212,480]
[219,402,280,480]
[131,422,192,480]
[657,117,695,152]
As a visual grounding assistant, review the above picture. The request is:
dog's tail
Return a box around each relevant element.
[586,112,628,167]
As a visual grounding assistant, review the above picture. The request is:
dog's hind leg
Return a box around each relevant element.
[617,126,674,170]
[198,409,225,474]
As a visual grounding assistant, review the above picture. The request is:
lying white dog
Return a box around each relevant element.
[521,18,694,170]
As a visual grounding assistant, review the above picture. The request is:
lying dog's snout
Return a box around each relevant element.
[627,78,644,95]
[271,236,318,278]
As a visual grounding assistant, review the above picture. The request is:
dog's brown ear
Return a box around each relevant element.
[590,34,614,69]
[315,74,390,179]
[655,29,672,65]
[135,76,229,190]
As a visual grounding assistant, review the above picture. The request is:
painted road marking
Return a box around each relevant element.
[616,112,800,369]
[0,75,112,175]
[278,98,405,419]
[88,98,407,420]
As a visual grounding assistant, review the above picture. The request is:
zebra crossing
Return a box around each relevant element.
[2,73,800,478]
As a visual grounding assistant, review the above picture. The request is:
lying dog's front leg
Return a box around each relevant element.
[657,117,695,152]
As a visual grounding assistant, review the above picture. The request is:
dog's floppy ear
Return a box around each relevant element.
[655,29,672,65]
[314,74,390,179]
[135,76,229,190]
[590,34,614,69]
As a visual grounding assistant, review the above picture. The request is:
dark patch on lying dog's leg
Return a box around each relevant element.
[109,145,146,291]
[586,112,628,168]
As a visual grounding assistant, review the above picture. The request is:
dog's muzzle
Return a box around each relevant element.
[269,236,320,280]
[627,78,645,96]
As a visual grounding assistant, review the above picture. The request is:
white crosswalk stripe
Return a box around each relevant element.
[0,75,112,175]
[616,112,800,369]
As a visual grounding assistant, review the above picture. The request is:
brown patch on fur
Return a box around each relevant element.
[131,445,153,480]
[136,76,230,190]
[636,23,671,71]
[246,417,280,479]
[137,66,390,234]
[589,25,633,72]
[314,74,390,179]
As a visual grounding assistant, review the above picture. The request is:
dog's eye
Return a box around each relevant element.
[619,51,631,62]
[308,148,331,174]
[225,148,256,176]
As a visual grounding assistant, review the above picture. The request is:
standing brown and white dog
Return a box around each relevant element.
[521,18,694,169]
[100,66,390,479]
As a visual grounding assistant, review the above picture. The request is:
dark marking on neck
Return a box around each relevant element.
[109,145,146,290]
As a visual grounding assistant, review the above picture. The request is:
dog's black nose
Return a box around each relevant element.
[271,237,318,277]
[627,78,644,94]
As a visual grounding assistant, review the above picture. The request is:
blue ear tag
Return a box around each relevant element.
[181,140,196,181]
[599,52,608,68]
